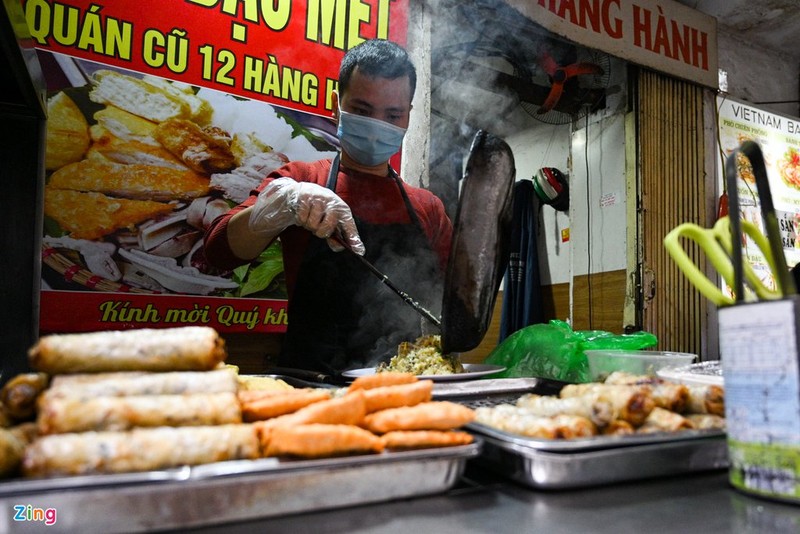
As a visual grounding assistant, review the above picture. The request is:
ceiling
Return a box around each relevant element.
[673,0,800,61]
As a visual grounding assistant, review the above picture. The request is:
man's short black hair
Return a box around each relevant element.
[338,39,416,102]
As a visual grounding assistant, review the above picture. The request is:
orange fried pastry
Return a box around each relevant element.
[264,424,384,458]
[362,401,475,434]
[380,430,473,450]
[255,389,367,431]
[347,372,417,392]
[361,380,433,413]
[239,389,332,422]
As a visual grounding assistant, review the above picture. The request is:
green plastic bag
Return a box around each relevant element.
[483,320,658,383]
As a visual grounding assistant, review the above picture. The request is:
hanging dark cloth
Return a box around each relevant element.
[499,180,544,342]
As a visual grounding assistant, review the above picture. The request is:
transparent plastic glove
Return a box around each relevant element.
[249,177,365,255]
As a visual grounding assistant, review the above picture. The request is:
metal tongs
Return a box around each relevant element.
[332,234,441,328]
[664,141,796,305]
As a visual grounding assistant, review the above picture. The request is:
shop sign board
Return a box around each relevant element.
[505,0,718,88]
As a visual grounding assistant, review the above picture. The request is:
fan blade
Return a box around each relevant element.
[537,51,560,76]
[562,62,604,79]
[537,82,564,114]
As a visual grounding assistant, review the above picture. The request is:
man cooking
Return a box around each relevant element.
[203,39,453,375]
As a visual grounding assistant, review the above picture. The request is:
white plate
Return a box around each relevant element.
[341,364,506,382]
[657,360,723,386]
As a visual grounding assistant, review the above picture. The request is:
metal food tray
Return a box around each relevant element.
[468,423,728,489]
[0,442,480,533]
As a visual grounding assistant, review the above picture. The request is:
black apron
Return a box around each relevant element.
[279,156,442,374]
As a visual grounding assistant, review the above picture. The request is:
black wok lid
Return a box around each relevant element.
[440,131,516,354]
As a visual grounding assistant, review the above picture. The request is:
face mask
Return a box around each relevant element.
[337,110,407,166]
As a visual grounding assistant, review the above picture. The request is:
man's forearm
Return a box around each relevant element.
[226,207,279,261]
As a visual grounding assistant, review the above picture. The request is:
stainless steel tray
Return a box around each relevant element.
[468,424,728,489]
[0,442,480,533]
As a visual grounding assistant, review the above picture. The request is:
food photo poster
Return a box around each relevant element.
[24,0,408,334]
[717,96,800,294]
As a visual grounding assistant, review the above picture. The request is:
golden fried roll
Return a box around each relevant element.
[601,419,635,436]
[381,430,473,450]
[239,389,332,422]
[686,385,725,416]
[28,326,227,374]
[559,384,655,426]
[347,372,417,391]
[602,371,689,413]
[37,392,241,434]
[46,369,237,399]
[686,413,726,430]
[515,393,614,427]
[257,389,367,429]
[0,428,24,478]
[8,422,39,446]
[362,380,433,413]
[474,406,560,439]
[22,424,259,477]
[0,403,12,428]
[264,424,383,458]
[637,407,695,433]
[0,373,49,421]
[362,401,475,434]
[551,414,597,439]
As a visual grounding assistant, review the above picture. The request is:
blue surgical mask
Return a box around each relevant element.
[337,110,407,166]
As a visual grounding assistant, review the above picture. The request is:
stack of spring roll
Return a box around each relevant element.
[0,327,477,479]
[10,326,263,477]
[475,371,725,439]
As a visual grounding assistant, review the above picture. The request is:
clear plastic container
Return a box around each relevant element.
[583,350,697,382]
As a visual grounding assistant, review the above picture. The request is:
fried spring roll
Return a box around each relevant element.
[239,389,332,422]
[637,407,695,433]
[8,422,39,446]
[361,380,433,413]
[474,406,559,439]
[28,326,226,374]
[22,424,260,477]
[686,385,725,416]
[255,389,367,431]
[381,430,473,450]
[601,419,635,436]
[685,413,726,430]
[362,401,475,434]
[602,371,689,413]
[559,384,655,426]
[0,373,49,421]
[0,428,24,478]
[37,392,241,434]
[516,393,614,427]
[45,369,238,399]
[474,406,596,439]
[347,372,417,391]
[264,424,383,458]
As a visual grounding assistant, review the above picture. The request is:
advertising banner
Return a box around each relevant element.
[25,0,409,333]
[717,96,800,294]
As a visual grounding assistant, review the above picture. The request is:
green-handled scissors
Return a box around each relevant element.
[663,215,784,306]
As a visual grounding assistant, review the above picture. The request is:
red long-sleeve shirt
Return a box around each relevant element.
[203,159,453,300]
